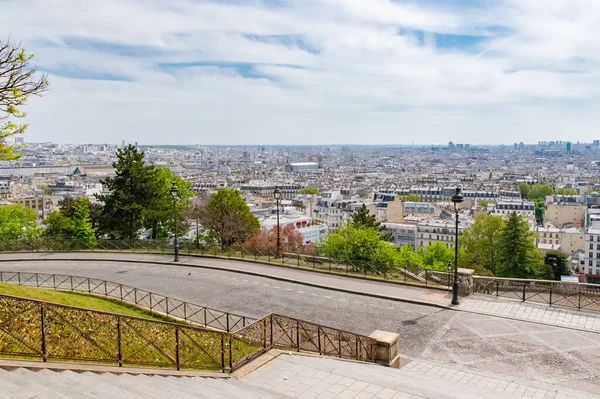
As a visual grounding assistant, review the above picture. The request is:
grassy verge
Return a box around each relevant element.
[0,283,180,323]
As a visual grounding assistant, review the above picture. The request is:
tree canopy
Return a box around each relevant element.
[0,205,38,240]
[544,250,570,281]
[350,204,394,241]
[298,187,320,195]
[460,214,505,274]
[527,184,554,200]
[556,188,578,195]
[319,224,397,275]
[401,194,421,202]
[0,41,49,160]
[197,188,259,249]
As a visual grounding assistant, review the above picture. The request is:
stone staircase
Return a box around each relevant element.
[0,367,290,399]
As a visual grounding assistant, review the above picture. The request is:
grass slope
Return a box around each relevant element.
[0,283,178,322]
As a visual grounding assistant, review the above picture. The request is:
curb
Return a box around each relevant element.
[0,255,454,311]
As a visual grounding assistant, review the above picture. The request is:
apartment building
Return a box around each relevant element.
[491,201,535,218]
[583,209,600,284]
[384,223,417,248]
[417,220,464,249]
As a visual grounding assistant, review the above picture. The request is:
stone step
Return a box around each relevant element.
[129,373,225,399]
[91,372,171,399]
[26,369,97,399]
[0,368,72,399]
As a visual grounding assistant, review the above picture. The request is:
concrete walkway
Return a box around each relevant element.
[244,352,594,399]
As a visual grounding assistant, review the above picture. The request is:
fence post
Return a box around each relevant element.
[204,308,208,327]
[184,303,187,322]
[88,279,91,294]
[338,331,342,358]
[296,320,300,352]
[549,288,553,306]
[496,281,499,297]
[52,275,55,289]
[270,315,273,347]
[226,315,230,333]
[35,273,39,287]
[0,272,3,283]
[522,284,526,302]
[175,327,180,371]
[221,335,225,373]
[318,327,322,355]
[119,284,123,300]
[263,318,267,349]
[578,289,581,310]
[40,304,47,362]
[425,269,428,286]
[229,335,233,372]
[134,289,137,305]
[70,276,73,291]
[117,316,122,367]
[104,281,107,296]
[150,294,153,310]
[297,254,300,267]
[18,272,21,286]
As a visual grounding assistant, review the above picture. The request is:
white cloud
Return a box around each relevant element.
[4,0,600,144]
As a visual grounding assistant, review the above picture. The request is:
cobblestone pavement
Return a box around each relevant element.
[1,255,600,395]
[459,294,600,332]
[243,353,596,399]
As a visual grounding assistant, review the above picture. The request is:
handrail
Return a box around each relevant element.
[0,271,254,333]
[0,273,381,372]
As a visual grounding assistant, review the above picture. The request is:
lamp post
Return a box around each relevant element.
[274,186,282,257]
[451,187,463,305]
[170,182,180,262]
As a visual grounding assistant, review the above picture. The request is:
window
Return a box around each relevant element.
[420,241,423,246]
[436,235,439,240]
[591,244,594,250]
[590,252,594,259]
[590,260,593,266]
[590,268,593,274]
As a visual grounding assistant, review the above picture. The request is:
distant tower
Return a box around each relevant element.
[566,142,572,153]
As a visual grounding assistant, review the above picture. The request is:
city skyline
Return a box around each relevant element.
[5,0,600,144]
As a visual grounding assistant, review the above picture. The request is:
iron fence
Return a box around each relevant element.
[473,276,600,312]
[0,271,253,332]
[0,294,231,371]
[0,294,379,372]
[231,314,377,370]
[0,238,453,289]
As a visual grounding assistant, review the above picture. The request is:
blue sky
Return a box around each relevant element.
[4,0,600,145]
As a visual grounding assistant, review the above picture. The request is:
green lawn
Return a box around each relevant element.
[0,283,179,322]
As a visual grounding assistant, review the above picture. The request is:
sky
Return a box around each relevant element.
[4,0,600,145]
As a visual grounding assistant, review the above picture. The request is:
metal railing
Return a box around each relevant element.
[0,294,378,372]
[473,276,600,313]
[0,294,234,371]
[0,238,453,289]
[0,271,253,332]
[232,314,377,370]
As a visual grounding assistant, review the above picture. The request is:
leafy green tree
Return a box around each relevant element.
[460,214,505,274]
[496,212,545,278]
[57,197,103,236]
[0,41,49,160]
[42,211,73,238]
[0,205,38,240]
[39,185,52,195]
[198,188,259,249]
[98,145,156,239]
[73,198,96,247]
[478,200,494,210]
[143,167,193,239]
[421,243,454,271]
[401,194,421,202]
[298,187,320,195]
[395,244,423,269]
[350,204,394,241]
[534,198,545,225]
[519,183,530,199]
[544,250,570,281]
[527,184,554,200]
[319,224,397,275]
[556,188,578,195]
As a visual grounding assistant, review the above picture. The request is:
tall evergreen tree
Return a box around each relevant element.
[98,145,155,239]
[73,198,96,247]
[350,204,394,241]
[496,212,544,278]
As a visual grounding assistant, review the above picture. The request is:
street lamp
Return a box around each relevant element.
[274,186,282,257]
[451,187,463,305]
[170,182,180,262]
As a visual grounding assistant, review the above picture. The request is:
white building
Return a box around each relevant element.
[491,201,535,218]
[583,209,600,284]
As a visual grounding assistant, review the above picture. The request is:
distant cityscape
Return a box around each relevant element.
[2,138,600,283]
